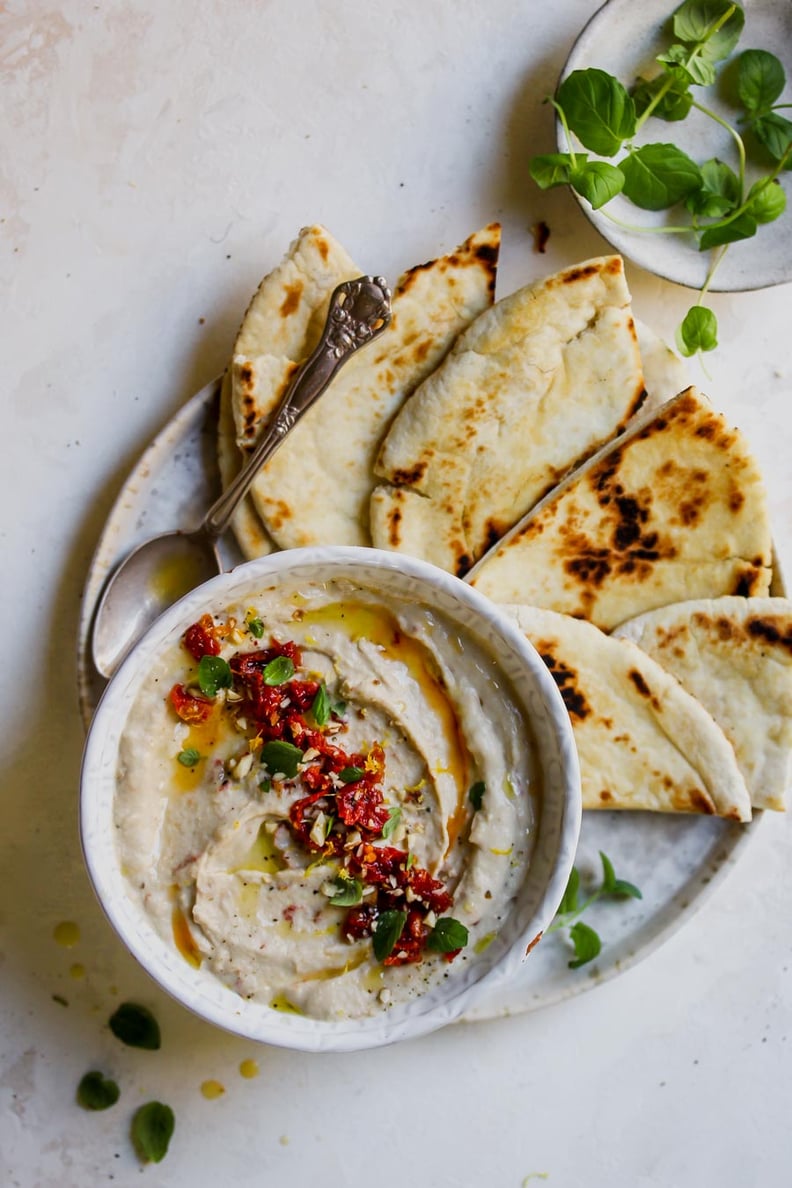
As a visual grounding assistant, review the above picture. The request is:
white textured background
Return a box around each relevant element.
[2,2,792,1185]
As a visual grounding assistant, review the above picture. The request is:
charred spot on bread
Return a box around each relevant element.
[537,647,591,721]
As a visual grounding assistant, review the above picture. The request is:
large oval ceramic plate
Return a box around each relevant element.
[557,0,792,291]
[77,319,772,1020]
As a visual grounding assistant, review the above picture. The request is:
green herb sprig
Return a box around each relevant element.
[529,0,791,357]
[547,852,642,968]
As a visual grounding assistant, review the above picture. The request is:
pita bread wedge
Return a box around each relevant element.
[470,388,772,630]
[243,224,501,549]
[370,255,645,575]
[231,223,362,451]
[614,597,792,811]
[503,604,752,821]
[217,371,275,560]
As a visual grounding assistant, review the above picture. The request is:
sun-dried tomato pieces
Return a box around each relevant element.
[406,866,453,914]
[168,683,214,723]
[172,618,461,967]
[335,783,390,833]
[182,615,222,660]
[342,904,377,942]
[348,844,406,885]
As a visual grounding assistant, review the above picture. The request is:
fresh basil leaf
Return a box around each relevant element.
[197,654,232,698]
[260,740,303,779]
[557,68,636,157]
[177,747,201,767]
[568,921,602,969]
[685,157,740,217]
[658,43,717,88]
[131,1101,175,1164]
[620,143,702,209]
[672,0,745,63]
[247,616,264,638]
[610,877,643,900]
[752,112,792,163]
[381,806,402,839]
[529,152,580,189]
[677,305,719,356]
[311,683,330,726]
[599,851,642,899]
[469,780,486,811]
[599,851,617,894]
[737,49,785,114]
[338,765,365,783]
[262,655,295,685]
[328,876,363,907]
[372,909,407,962]
[632,74,692,123]
[571,160,625,209]
[77,1070,120,1111]
[108,1002,161,1050]
[331,698,347,718]
[698,211,757,249]
[427,916,469,953]
[746,178,786,224]
[557,866,580,916]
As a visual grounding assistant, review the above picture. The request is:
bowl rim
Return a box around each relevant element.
[80,545,581,1051]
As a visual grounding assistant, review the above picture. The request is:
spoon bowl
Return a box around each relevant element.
[91,531,222,679]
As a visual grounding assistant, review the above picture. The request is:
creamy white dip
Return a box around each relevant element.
[115,579,537,1020]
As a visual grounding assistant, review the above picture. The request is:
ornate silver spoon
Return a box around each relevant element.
[91,275,392,679]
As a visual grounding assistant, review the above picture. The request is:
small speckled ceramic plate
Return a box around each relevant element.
[76,316,773,1019]
[80,548,581,1050]
[556,0,792,291]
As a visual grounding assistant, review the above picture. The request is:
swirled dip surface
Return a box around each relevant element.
[115,581,537,1019]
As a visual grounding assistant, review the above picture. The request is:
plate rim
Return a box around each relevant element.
[76,365,772,1021]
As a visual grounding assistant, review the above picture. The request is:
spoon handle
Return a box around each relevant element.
[202,275,392,540]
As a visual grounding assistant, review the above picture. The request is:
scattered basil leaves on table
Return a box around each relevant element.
[108,1002,161,1050]
[76,1070,120,1111]
[547,851,642,969]
[529,0,792,358]
[131,1101,175,1164]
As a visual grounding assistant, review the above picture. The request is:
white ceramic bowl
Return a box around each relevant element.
[557,0,792,291]
[80,547,581,1051]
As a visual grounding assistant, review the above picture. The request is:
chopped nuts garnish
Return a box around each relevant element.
[234,753,254,779]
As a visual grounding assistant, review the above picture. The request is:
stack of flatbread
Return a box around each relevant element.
[216,224,789,821]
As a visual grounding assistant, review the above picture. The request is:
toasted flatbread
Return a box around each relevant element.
[242,224,501,549]
[470,388,772,629]
[503,604,752,821]
[230,223,362,452]
[217,371,275,560]
[370,255,645,575]
[614,597,792,811]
